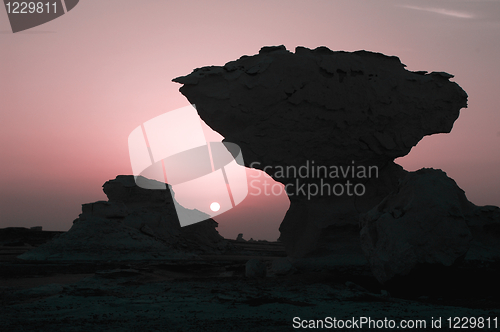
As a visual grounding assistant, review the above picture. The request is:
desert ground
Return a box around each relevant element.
[1,227,499,332]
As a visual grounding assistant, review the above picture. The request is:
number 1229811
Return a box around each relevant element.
[5,2,58,14]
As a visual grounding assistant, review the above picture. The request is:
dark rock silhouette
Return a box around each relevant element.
[361,169,474,283]
[173,45,468,261]
[361,168,500,284]
[174,45,467,166]
[19,175,223,261]
[102,175,223,248]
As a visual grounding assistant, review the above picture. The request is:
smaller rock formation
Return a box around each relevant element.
[360,168,500,283]
[19,175,224,261]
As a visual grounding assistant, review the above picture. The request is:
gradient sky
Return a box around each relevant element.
[1,0,499,241]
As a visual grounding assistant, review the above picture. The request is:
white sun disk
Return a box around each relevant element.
[210,202,220,212]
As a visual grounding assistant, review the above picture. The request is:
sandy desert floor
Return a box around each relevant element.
[1,230,499,331]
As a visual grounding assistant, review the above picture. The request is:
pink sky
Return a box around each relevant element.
[1,0,499,240]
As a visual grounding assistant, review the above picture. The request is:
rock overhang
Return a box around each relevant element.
[173,45,468,180]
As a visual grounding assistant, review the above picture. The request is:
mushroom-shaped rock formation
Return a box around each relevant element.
[19,176,224,261]
[173,45,468,259]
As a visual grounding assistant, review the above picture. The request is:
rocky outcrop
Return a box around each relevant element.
[173,45,468,259]
[360,168,500,283]
[19,176,224,261]
[101,175,223,248]
[360,169,474,283]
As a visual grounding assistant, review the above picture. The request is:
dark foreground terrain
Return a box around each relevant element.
[1,228,499,332]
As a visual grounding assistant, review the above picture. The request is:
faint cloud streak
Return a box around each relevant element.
[400,5,475,19]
